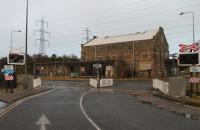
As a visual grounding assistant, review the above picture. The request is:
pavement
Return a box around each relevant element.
[0,80,200,130]
[137,92,200,120]
[0,87,51,103]
[184,96,200,107]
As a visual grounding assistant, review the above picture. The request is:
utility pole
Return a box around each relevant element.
[24,0,28,89]
[83,27,91,43]
[34,18,50,55]
[132,42,135,78]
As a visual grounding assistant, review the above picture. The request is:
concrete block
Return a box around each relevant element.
[153,77,186,98]
[168,77,186,98]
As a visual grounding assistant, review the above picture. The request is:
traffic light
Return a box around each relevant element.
[179,53,199,65]
[8,53,25,65]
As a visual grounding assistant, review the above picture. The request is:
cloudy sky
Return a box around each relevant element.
[0,0,200,58]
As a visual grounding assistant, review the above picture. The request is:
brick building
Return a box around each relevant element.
[81,27,169,78]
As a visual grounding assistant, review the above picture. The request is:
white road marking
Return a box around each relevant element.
[80,91,102,130]
[0,89,53,118]
[36,114,51,130]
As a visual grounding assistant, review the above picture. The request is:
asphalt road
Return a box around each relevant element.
[113,80,153,90]
[0,80,199,130]
[0,81,94,130]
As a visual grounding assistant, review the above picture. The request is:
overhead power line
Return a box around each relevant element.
[51,3,200,35]
[52,20,200,39]
[51,0,200,28]
[51,0,194,27]
[166,29,200,35]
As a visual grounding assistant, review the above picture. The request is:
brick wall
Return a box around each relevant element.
[81,28,169,78]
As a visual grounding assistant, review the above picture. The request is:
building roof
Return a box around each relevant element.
[83,28,160,47]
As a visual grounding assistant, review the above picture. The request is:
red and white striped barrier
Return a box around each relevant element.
[4,75,14,81]
[189,77,200,83]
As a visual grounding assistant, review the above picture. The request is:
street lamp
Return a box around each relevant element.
[179,11,195,44]
[24,0,29,88]
[11,30,21,49]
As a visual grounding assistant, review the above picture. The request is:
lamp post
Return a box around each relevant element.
[24,0,29,88]
[11,30,21,49]
[179,11,195,44]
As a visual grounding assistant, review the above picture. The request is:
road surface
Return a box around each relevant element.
[0,80,199,130]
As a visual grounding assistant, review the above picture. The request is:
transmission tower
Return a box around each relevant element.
[34,18,50,55]
[83,27,91,43]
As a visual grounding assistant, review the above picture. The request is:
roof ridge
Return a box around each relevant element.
[103,28,158,39]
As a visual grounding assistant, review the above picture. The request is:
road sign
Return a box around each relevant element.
[93,64,102,69]
[7,52,25,65]
[4,70,14,74]
[70,72,78,77]
[190,66,200,72]
[4,75,14,81]
[179,43,199,53]
[4,65,13,71]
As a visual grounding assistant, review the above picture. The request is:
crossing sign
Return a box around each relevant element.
[179,43,199,53]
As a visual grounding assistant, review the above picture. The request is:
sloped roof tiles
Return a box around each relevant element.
[83,28,159,47]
